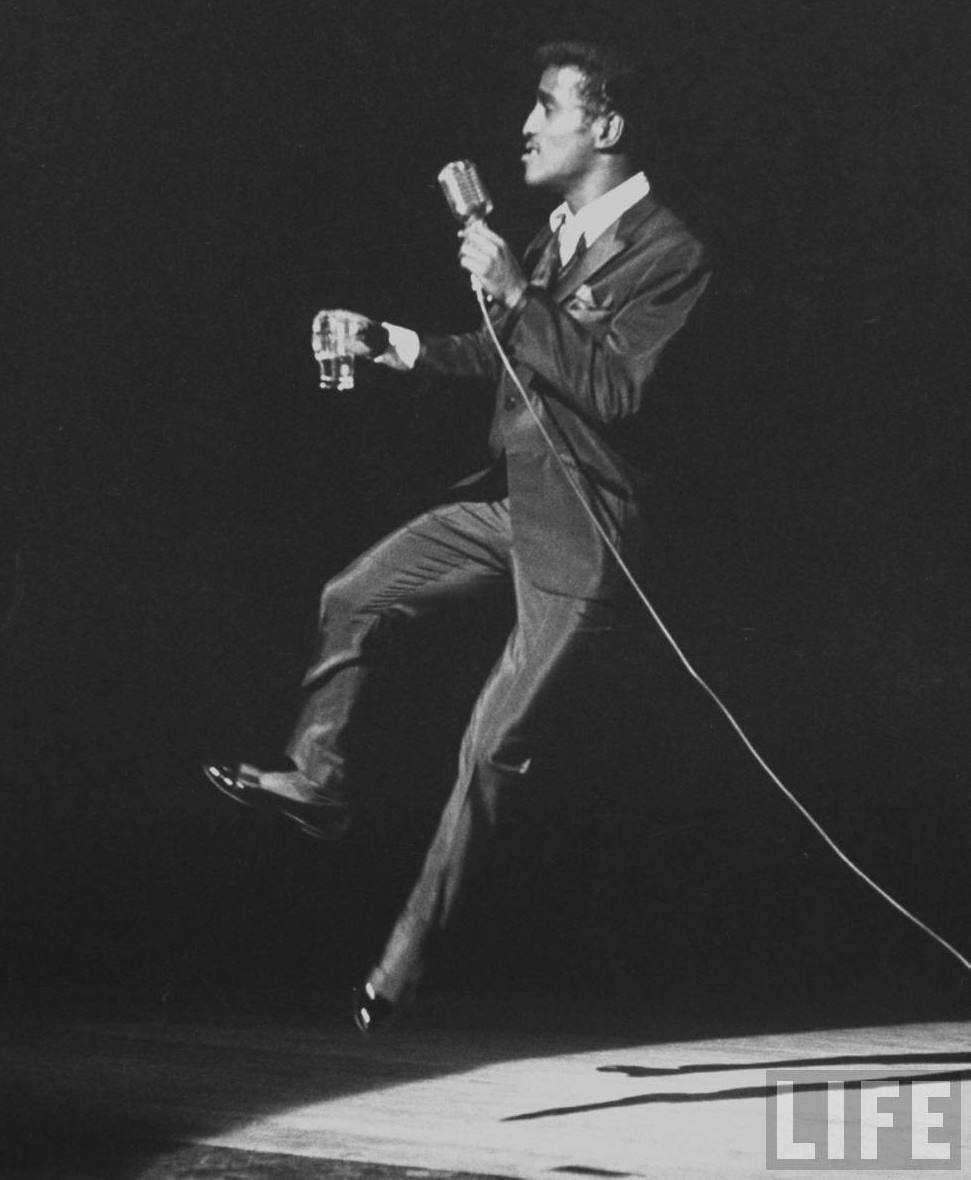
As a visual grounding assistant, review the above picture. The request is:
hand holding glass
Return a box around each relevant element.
[311,310,361,390]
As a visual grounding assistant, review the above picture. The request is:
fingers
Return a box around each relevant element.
[459,223,505,271]
[454,224,527,307]
[458,223,507,275]
[312,308,369,331]
[359,320,390,356]
[459,220,503,248]
[458,235,493,275]
[311,309,381,358]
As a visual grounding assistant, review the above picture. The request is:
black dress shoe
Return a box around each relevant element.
[201,762,350,842]
[352,982,398,1036]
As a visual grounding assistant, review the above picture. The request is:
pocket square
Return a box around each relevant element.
[566,278,613,311]
[571,283,610,310]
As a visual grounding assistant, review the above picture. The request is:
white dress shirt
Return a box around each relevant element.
[376,170,651,372]
[547,170,650,268]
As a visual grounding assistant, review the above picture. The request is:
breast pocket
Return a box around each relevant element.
[565,302,613,333]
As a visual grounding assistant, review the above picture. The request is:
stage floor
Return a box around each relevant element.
[2,996,969,1179]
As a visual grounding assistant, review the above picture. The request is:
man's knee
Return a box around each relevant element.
[318,567,360,623]
[317,549,391,629]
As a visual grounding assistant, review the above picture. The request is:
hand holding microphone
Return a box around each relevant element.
[437,160,528,308]
[459,222,529,308]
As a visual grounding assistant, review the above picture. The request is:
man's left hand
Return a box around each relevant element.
[458,222,528,309]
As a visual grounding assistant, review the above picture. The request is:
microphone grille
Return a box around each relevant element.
[437,160,493,224]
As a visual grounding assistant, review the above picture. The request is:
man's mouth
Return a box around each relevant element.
[522,143,538,160]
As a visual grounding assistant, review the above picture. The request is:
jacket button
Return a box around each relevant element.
[504,395,517,410]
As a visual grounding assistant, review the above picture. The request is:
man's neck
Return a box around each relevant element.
[563,159,638,214]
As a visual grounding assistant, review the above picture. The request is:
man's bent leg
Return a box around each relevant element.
[285,501,512,802]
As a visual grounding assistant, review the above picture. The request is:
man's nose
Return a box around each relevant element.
[522,104,540,138]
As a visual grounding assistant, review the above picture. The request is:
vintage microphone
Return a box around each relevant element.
[437,159,494,226]
[437,160,494,294]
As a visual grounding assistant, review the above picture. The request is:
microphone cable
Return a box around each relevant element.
[475,282,971,980]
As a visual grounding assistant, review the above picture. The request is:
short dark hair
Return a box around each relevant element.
[534,40,649,151]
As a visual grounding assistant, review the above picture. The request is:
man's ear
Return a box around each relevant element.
[594,110,625,150]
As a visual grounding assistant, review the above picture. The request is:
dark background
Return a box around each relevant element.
[1,0,967,1029]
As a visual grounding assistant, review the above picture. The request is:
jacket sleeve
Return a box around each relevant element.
[503,240,711,424]
[414,303,516,385]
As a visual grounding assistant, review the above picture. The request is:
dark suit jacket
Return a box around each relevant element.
[419,192,711,599]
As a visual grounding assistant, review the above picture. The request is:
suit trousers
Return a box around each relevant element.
[286,498,631,1001]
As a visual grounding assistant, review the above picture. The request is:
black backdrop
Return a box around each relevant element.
[2,0,967,1025]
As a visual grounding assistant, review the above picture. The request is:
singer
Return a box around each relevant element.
[204,41,711,1033]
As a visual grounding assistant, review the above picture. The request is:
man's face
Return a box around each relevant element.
[521,65,599,194]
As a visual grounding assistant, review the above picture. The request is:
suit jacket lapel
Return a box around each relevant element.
[551,191,661,302]
[523,229,553,277]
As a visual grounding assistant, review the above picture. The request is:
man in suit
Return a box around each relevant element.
[204,41,711,1032]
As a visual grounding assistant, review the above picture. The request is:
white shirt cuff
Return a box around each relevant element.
[374,322,420,371]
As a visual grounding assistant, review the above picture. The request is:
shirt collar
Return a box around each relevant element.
[548,171,651,261]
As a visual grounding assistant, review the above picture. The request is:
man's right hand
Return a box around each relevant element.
[311,309,390,359]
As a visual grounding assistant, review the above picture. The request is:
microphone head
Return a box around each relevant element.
[437,160,493,224]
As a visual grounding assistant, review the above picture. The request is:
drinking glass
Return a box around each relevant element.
[312,310,356,391]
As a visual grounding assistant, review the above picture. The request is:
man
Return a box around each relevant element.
[204,41,711,1033]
